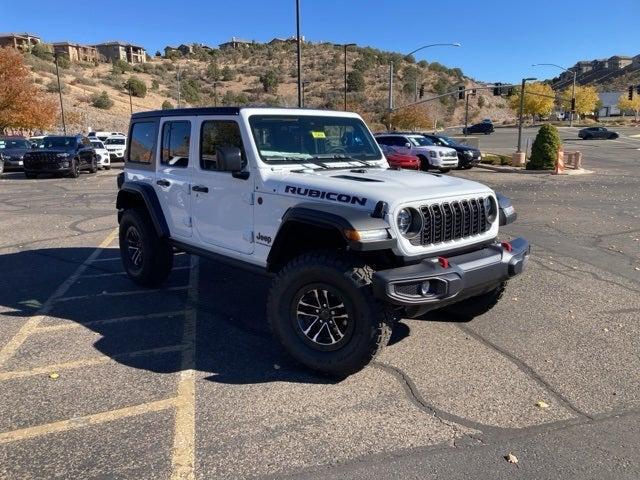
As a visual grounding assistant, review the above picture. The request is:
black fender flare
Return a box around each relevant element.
[116,181,170,238]
[268,201,395,262]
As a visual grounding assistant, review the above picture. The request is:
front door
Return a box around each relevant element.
[154,118,193,239]
[191,117,254,255]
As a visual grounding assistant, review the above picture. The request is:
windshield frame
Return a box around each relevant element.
[248,114,383,165]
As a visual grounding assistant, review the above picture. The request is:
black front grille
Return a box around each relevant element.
[410,198,490,246]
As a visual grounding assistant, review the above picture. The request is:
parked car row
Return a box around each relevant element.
[374,132,481,172]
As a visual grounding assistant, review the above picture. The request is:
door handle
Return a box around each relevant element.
[191,185,209,193]
[156,179,170,187]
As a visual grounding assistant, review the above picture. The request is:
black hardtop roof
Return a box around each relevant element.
[131,107,241,120]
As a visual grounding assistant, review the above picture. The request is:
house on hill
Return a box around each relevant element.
[94,41,147,63]
[268,35,305,45]
[0,32,42,52]
[608,55,633,70]
[52,42,99,63]
[219,37,254,49]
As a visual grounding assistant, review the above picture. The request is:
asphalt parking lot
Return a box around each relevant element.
[1,127,639,479]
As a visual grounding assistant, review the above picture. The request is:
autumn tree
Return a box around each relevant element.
[561,85,599,116]
[508,82,555,118]
[387,105,431,130]
[618,94,640,120]
[0,47,58,133]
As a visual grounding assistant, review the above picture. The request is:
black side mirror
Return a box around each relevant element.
[216,146,243,172]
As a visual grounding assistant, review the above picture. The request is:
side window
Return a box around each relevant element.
[200,120,245,171]
[128,121,157,164]
[376,136,389,145]
[82,137,91,146]
[392,136,407,147]
[161,121,191,168]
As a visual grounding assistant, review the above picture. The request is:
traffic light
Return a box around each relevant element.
[629,85,634,101]
[458,86,465,100]
[493,82,502,96]
[419,84,425,99]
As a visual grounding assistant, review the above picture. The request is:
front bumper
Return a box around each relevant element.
[372,237,530,307]
[24,161,71,173]
[109,151,125,160]
[430,157,459,168]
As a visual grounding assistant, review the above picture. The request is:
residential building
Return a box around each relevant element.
[0,32,42,52]
[574,61,593,74]
[608,55,633,70]
[268,35,305,45]
[593,58,610,70]
[219,37,254,49]
[94,41,147,63]
[52,42,99,63]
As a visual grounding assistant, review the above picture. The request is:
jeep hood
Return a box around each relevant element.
[263,167,493,211]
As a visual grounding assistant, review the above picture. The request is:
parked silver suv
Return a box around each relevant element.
[375,133,458,172]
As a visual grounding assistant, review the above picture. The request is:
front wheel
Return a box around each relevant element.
[89,157,97,173]
[417,155,430,171]
[439,168,451,173]
[68,158,80,178]
[440,282,507,320]
[25,172,37,179]
[119,208,174,287]
[267,251,396,376]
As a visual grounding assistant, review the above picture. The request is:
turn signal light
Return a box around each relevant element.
[438,256,449,269]
[501,241,513,252]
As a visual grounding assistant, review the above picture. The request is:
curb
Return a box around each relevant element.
[475,164,593,175]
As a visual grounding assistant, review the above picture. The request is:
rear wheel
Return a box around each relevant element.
[119,208,174,287]
[89,157,97,173]
[417,155,430,171]
[267,251,396,376]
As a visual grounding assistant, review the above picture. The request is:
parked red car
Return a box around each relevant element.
[379,144,420,170]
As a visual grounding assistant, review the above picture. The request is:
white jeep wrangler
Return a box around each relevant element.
[116,107,529,376]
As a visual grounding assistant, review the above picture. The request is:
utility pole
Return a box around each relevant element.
[464,93,470,136]
[414,77,419,102]
[53,53,66,134]
[296,0,302,108]
[177,66,182,108]
[517,77,537,152]
[126,83,133,114]
[343,43,355,111]
[388,62,394,112]
[570,69,577,127]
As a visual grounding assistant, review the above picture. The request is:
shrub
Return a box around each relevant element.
[32,43,53,61]
[259,69,279,93]
[221,66,234,81]
[46,79,65,93]
[125,76,147,97]
[161,100,174,110]
[181,79,201,103]
[151,79,159,90]
[91,91,114,109]
[111,59,131,74]
[72,75,97,86]
[346,70,365,92]
[55,54,70,69]
[527,124,560,170]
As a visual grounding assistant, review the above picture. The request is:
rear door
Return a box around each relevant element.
[154,118,194,239]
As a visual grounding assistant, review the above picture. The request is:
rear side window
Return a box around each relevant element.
[161,121,191,168]
[200,120,245,171]
[128,122,157,164]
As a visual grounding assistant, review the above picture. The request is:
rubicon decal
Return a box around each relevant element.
[284,185,367,206]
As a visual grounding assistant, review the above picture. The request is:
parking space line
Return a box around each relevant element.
[34,311,186,333]
[0,344,187,382]
[0,397,177,444]
[0,228,119,368]
[54,285,188,302]
[171,256,198,480]
[81,266,190,279]
[91,257,121,263]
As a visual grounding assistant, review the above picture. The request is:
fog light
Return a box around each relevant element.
[62,161,69,167]
[420,281,431,296]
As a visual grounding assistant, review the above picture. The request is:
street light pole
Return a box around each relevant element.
[532,63,576,126]
[53,53,66,134]
[464,93,470,136]
[296,0,302,108]
[343,43,355,111]
[517,77,537,153]
[387,43,460,119]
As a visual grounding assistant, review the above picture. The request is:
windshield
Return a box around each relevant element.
[436,136,457,146]
[105,138,126,145]
[407,135,434,147]
[249,115,382,164]
[0,139,31,149]
[91,141,105,149]
[42,137,77,149]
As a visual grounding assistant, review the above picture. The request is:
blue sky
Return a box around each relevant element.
[1,0,637,82]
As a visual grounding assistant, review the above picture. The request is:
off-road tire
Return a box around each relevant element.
[119,207,173,287]
[267,251,396,376]
[68,158,80,178]
[441,281,507,320]
[24,172,37,179]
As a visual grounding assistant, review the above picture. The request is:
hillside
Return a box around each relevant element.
[23,42,515,134]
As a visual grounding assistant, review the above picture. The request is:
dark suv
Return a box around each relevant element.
[23,135,97,178]
[421,133,481,169]
[0,136,32,171]
[462,122,494,135]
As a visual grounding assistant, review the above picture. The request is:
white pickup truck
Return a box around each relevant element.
[116,107,529,375]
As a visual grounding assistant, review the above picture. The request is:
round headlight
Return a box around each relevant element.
[484,196,497,222]
[397,208,412,234]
